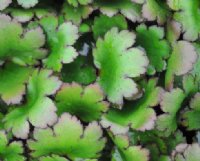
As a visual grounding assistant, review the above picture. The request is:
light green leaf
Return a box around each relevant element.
[111,134,149,161]
[0,0,38,10]
[28,113,106,160]
[93,28,148,105]
[172,0,200,41]
[17,0,38,8]
[95,0,142,22]
[101,79,160,133]
[136,24,170,74]
[165,21,197,90]
[142,0,170,24]
[40,16,79,71]
[0,63,32,105]
[40,155,69,161]
[0,131,25,161]
[67,0,92,7]
[156,88,185,136]
[183,93,200,130]
[93,14,127,40]
[0,14,46,66]
[4,69,62,139]
[62,2,93,25]
[56,83,109,122]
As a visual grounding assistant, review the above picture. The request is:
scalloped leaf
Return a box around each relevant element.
[17,0,38,8]
[0,131,25,161]
[172,143,200,161]
[67,0,92,7]
[0,14,46,66]
[95,0,142,22]
[156,88,185,136]
[0,63,32,105]
[171,0,200,41]
[101,78,160,133]
[183,93,200,130]
[142,0,170,24]
[165,21,197,90]
[62,2,93,25]
[0,0,38,10]
[5,8,55,23]
[136,24,170,74]
[28,113,106,160]
[130,130,185,161]
[61,56,96,85]
[111,134,149,161]
[56,83,109,122]
[40,16,78,71]
[93,14,128,40]
[93,28,148,105]
[4,69,62,139]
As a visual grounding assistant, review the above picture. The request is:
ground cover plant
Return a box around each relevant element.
[0,0,200,160]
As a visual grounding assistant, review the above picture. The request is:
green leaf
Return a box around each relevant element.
[93,28,148,105]
[183,93,200,130]
[95,0,142,22]
[40,16,79,71]
[156,88,185,136]
[172,144,200,161]
[0,63,32,105]
[0,131,25,161]
[0,0,38,10]
[28,113,106,160]
[130,130,185,161]
[67,0,92,7]
[110,134,149,161]
[0,14,46,66]
[172,0,200,41]
[142,0,170,24]
[61,56,96,85]
[5,8,55,23]
[136,24,170,74]
[56,83,109,122]
[39,155,69,161]
[191,43,200,86]
[101,79,160,133]
[93,14,128,40]
[4,69,61,139]
[17,0,38,8]
[165,21,197,90]
[62,2,93,25]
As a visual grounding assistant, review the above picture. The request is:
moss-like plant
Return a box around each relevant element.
[0,0,200,161]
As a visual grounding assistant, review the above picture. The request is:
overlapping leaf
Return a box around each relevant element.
[28,113,106,160]
[101,79,161,133]
[0,0,39,10]
[40,16,79,71]
[4,69,61,139]
[0,131,25,161]
[136,24,170,74]
[93,28,148,105]
[0,63,32,105]
[0,14,46,66]
[56,83,109,122]
[94,0,142,22]
[172,144,200,161]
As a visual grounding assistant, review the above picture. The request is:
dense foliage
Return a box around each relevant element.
[0,0,200,161]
